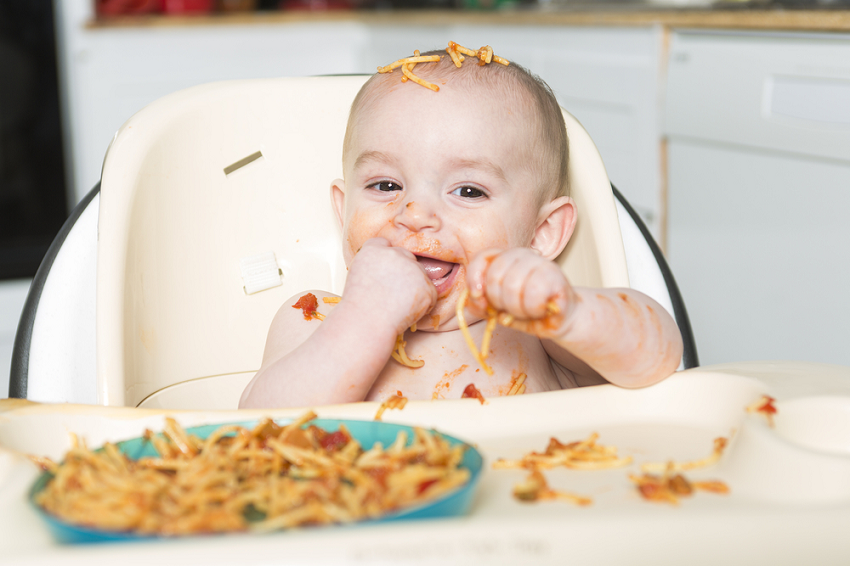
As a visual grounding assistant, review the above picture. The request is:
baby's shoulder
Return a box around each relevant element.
[266,290,339,342]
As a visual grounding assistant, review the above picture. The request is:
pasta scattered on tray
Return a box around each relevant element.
[31,412,470,536]
[493,433,631,506]
[630,466,729,505]
[493,433,632,471]
[513,470,591,506]
[374,393,408,421]
[640,437,728,474]
[746,395,778,427]
[630,437,731,504]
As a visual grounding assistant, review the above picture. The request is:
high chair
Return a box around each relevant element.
[10,76,697,408]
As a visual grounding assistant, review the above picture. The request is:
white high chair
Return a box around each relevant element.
[10,76,697,409]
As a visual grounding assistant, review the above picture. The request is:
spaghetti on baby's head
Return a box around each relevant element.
[343,48,569,204]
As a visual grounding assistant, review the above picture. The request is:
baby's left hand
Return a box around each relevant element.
[465,248,577,338]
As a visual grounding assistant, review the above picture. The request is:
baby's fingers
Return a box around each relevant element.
[515,263,565,319]
[465,248,504,314]
[481,249,546,316]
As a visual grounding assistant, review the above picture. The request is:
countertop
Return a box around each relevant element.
[86,5,850,32]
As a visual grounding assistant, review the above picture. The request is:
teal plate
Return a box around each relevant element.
[29,418,483,544]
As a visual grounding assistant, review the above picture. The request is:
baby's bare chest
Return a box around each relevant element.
[365,325,563,402]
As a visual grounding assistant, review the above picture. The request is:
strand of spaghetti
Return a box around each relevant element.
[401,63,439,92]
[393,334,424,368]
[448,41,478,58]
[479,310,498,361]
[456,289,493,375]
[507,373,527,396]
[477,45,493,65]
[640,437,728,474]
[374,394,408,421]
[401,50,420,83]
[446,45,464,67]
[376,55,440,73]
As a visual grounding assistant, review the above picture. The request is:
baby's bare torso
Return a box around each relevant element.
[364,323,566,402]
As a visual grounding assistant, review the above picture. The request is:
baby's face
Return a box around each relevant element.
[333,76,548,331]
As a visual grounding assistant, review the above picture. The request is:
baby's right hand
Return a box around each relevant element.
[341,238,438,335]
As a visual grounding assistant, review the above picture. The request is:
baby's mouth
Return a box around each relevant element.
[417,256,459,296]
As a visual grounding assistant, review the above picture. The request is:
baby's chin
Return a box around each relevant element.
[416,288,469,332]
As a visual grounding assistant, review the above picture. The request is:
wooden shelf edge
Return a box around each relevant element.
[86,9,850,32]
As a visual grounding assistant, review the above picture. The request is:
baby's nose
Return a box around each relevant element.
[394,199,442,233]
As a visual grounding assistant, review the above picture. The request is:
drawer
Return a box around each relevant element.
[665,30,850,163]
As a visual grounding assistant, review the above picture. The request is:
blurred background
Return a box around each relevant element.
[2,0,850,397]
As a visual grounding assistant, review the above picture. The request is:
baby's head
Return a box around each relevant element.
[331,46,576,330]
[343,50,569,201]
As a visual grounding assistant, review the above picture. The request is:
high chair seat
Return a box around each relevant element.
[10,76,696,408]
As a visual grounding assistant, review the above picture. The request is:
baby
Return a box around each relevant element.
[239,46,683,409]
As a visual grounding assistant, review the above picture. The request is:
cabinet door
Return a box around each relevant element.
[666,31,850,366]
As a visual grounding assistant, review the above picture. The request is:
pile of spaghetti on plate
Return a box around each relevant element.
[31,411,472,536]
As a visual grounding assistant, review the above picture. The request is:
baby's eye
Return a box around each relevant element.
[368,181,402,192]
[451,186,486,199]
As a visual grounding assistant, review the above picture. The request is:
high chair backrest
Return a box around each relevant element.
[96,76,628,409]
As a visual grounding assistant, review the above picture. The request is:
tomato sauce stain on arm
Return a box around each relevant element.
[293,293,320,320]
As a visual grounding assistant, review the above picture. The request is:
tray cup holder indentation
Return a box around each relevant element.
[720,396,850,504]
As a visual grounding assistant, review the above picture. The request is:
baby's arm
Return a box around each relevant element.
[466,248,683,388]
[239,238,436,408]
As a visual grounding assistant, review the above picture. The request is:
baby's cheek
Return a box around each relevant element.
[459,218,510,253]
[344,210,382,260]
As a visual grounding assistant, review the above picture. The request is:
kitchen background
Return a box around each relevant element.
[2,0,850,398]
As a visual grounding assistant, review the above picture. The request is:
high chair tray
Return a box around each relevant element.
[3,361,850,565]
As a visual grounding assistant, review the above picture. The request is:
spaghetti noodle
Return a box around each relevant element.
[391,333,424,369]
[493,432,632,471]
[746,395,778,427]
[378,42,510,92]
[630,465,729,505]
[374,393,408,421]
[640,437,728,474]
[512,470,592,506]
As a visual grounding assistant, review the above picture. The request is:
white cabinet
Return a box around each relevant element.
[54,2,665,237]
[666,30,850,366]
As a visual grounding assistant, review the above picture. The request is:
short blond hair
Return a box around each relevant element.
[343,50,569,200]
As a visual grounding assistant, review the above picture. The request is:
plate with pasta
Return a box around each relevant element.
[28,412,483,543]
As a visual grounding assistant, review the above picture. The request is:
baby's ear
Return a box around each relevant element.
[330,179,346,228]
[530,196,576,260]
